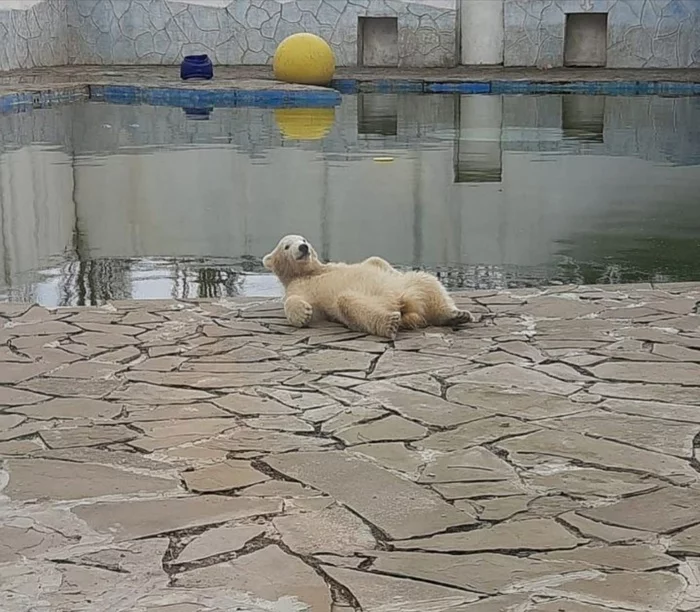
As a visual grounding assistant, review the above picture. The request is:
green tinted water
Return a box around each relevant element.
[1,93,699,306]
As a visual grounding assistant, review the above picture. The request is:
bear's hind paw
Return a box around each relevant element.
[378,311,402,340]
[447,309,474,326]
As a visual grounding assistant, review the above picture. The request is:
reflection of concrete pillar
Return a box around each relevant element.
[460,0,504,65]
[455,95,503,183]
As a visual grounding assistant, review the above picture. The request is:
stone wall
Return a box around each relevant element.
[504,0,700,68]
[1,0,700,71]
[0,0,68,72]
[67,0,456,68]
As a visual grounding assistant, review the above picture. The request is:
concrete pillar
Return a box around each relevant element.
[460,0,504,65]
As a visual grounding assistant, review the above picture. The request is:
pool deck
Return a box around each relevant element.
[2,65,700,112]
[1,282,700,611]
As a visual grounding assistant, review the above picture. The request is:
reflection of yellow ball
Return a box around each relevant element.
[274,108,335,140]
[273,33,336,86]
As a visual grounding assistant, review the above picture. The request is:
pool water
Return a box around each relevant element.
[1,93,700,306]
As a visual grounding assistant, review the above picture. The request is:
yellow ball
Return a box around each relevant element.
[273,33,336,86]
[274,108,336,140]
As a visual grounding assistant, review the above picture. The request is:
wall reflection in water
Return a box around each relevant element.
[1,93,700,306]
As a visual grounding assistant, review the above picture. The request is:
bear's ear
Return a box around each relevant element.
[262,253,274,270]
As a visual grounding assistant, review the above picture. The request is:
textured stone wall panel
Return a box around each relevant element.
[0,0,68,72]
[504,0,700,68]
[2,0,699,70]
[65,0,456,67]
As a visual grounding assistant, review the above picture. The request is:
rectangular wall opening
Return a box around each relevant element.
[564,13,608,67]
[358,17,399,67]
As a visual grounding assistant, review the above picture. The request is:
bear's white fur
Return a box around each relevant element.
[262,234,473,339]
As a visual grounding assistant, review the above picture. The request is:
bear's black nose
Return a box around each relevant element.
[299,243,309,255]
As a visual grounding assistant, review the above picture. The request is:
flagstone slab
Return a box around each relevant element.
[334,415,428,446]
[588,361,700,385]
[265,451,476,540]
[392,518,585,553]
[496,430,698,485]
[4,458,177,501]
[579,486,700,533]
[9,398,123,421]
[40,425,137,449]
[446,384,588,420]
[175,545,332,612]
[458,364,582,395]
[273,505,376,556]
[541,409,699,458]
[549,571,685,611]
[589,381,700,405]
[371,551,590,595]
[182,460,269,493]
[353,381,490,427]
[175,525,265,564]
[321,566,481,610]
[109,383,214,404]
[73,495,281,541]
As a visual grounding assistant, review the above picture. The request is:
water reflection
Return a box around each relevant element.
[274,108,336,140]
[1,93,700,306]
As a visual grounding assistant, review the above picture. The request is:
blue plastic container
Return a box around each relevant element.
[180,54,214,81]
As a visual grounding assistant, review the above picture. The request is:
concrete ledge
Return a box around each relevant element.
[0,86,88,113]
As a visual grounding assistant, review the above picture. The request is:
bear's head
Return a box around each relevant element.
[262,234,322,285]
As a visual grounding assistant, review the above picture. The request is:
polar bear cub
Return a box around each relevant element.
[262,234,473,339]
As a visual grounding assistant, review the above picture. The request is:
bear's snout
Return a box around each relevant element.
[294,242,310,260]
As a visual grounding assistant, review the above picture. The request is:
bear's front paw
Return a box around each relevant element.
[285,298,314,328]
[378,311,402,340]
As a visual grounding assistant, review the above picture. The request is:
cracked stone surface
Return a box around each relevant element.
[175,524,266,564]
[265,450,476,540]
[175,545,332,611]
[2,284,700,611]
[1,0,457,72]
[3,0,700,75]
[392,518,586,553]
[321,565,481,609]
[181,460,270,493]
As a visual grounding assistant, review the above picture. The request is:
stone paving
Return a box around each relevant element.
[2,282,700,611]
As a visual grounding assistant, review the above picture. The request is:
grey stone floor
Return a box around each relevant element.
[2,65,700,96]
[1,283,700,611]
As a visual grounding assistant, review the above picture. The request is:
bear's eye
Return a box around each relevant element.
[284,245,290,250]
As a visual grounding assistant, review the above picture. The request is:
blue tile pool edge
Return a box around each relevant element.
[89,84,342,108]
[332,78,700,95]
[0,83,342,114]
